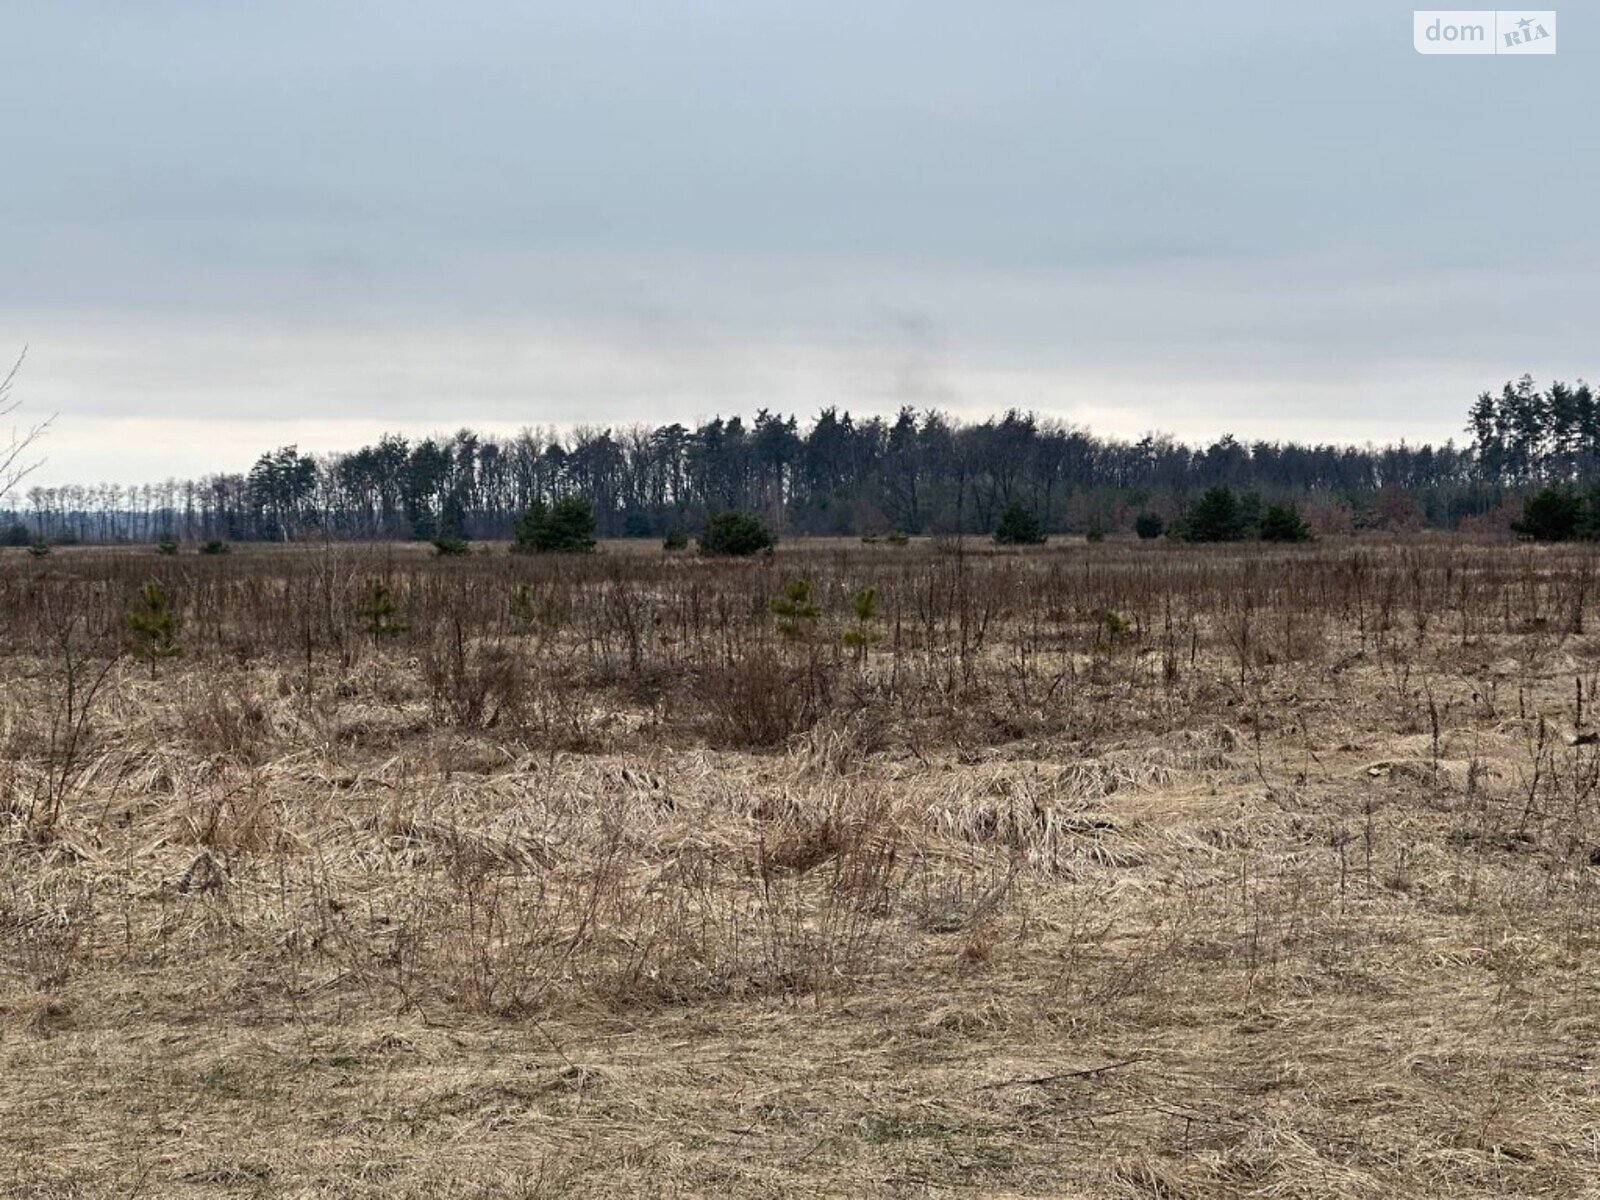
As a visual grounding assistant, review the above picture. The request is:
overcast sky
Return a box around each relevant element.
[3,2,1597,486]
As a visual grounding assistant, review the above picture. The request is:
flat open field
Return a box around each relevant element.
[4,538,1600,1198]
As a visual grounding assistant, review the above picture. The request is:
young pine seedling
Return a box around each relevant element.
[358,580,408,646]
[126,581,183,676]
[843,585,882,662]
[771,579,821,639]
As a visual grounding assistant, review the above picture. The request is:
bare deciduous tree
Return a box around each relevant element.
[0,347,51,505]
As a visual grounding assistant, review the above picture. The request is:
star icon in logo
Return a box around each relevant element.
[1517,16,1535,29]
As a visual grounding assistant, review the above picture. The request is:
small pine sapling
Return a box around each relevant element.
[843,585,882,662]
[125,581,183,676]
[358,580,408,645]
[770,579,821,639]
[1096,608,1132,645]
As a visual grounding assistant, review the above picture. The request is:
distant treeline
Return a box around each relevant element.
[5,380,1587,544]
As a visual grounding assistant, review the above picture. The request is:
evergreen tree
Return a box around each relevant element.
[357,580,408,643]
[1259,502,1314,543]
[1468,389,1505,483]
[1505,375,1548,484]
[1134,512,1164,540]
[770,579,821,638]
[512,495,597,553]
[993,501,1046,545]
[247,445,318,540]
[1513,485,1583,542]
[1183,487,1247,542]
[125,581,182,675]
[843,586,881,660]
[699,511,775,557]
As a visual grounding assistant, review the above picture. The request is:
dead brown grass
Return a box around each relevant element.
[3,538,1600,1197]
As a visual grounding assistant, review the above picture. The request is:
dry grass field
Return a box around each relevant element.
[4,537,1600,1198]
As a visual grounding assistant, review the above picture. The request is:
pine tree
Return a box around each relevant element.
[1512,485,1582,542]
[993,501,1046,545]
[512,495,597,553]
[699,511,775,557]
[357,581,408,644]
[125,582,183,676]
[770,579,821,638]
[1183,487,1247,543]
[1259,502,1314,543]
[1505,376,1548,484]
[843,586,881,661]
[1468,390,1505,483]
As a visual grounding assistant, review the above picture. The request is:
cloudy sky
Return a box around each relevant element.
[3,2,1596,485]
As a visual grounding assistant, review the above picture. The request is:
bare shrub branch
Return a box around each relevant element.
[0,347,52,504]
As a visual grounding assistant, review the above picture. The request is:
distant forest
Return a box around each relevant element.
[5,376,1592,544]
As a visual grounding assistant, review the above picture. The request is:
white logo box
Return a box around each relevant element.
[1414,10,1556,54]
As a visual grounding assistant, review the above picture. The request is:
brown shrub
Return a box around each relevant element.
[695,651,833,748]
